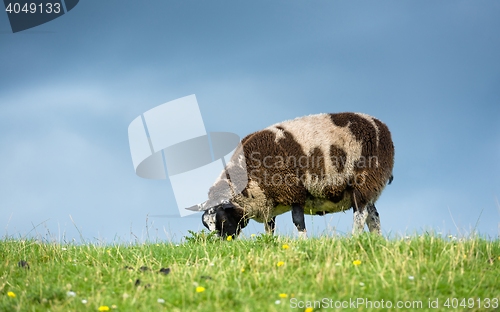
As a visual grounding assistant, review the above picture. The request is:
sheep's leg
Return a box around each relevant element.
[265,217,276,235]
[352,192,368,234]
[292,204,307,238]
[366,203,381,235]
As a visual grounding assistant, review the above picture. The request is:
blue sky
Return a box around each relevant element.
[1,1,499,243]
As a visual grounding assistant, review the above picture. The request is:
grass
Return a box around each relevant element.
[1,232,499,311]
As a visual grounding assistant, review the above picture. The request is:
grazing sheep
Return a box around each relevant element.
[187,112,394,238]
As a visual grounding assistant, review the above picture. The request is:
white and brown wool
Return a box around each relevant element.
[191,112,394,238]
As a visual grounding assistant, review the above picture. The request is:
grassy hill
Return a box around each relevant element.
[1,232,499,311]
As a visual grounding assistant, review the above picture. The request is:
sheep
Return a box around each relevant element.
[187,112,394,238]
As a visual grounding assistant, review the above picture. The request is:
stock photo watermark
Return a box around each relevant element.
[3,0,80,33]
[127,95,243,217]
[290,297,499,310]
[247,152,379,188]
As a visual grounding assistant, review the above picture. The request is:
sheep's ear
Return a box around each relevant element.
[185,200,208,211]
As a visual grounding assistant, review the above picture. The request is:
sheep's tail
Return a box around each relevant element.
[388,174,394,185]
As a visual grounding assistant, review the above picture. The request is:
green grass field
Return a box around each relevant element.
[1,232,499,311]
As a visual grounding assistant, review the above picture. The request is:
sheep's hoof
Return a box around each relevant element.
[298,230,307,239]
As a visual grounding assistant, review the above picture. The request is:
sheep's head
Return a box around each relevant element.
[186,157,249,238]
[201,202,248,238]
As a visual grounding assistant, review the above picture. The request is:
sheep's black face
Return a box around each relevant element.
[201,207,218,232]
[202,203,247,238]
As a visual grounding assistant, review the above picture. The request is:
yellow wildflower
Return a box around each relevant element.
[196,286,206,293]
[353,260,361,266]
[277,261,285,267]
[305,307,314,312]
[282,244,290,250]
[279,293,288,298]
[7,291,16,298]
[98,306,110,312]
[226,236,232,241]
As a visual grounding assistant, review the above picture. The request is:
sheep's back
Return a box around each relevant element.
[239,113,394,209]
